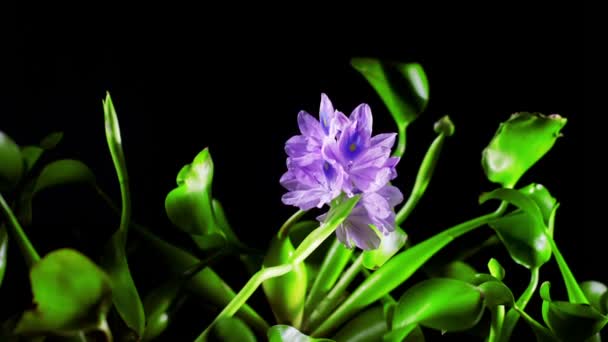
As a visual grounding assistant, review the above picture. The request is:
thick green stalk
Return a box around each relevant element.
[489,305,505,342]
[500,267,539,342]
[0,193,39,267]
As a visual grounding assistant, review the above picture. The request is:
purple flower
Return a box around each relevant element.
[281,94,403,250]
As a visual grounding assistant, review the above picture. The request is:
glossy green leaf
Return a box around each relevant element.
[488,258,505,281]
[541,282,608,340]
[351,58,429,157]
[165,148,226,250]
[518,183,557,225]
[134,224,269,333]
[15,249,112,335]
[0,131,23,191]
[33,159,96,194]
[212,317,257,342]
[332,306,387,342]
[263,236,307,326]
[480,188,551,269]
[478,280,514,308]
[580,281,608,314]
[391,278,485,335]
[429,261,477,284]
[39,131,64,150]
[268,325,333,342]
[101,92,145,337]
[482,112,567,188]
[0,224,7,286]
[362,226,407,270]
[20,146,44,173]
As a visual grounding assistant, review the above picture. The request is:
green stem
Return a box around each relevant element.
[195,196,359,341]
[305,253,364,330]
[311,202,507,337]
[304,238,353,317]
[489,305,505,342]
[396,133,446,225]
[0,192,39,267]
[513,305,555,339]
[393,124,407,158]
[547,236,588,304]
[277,209,306,239]
[500,267,539,342]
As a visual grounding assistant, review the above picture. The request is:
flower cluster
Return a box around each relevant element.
[281,94,403,250]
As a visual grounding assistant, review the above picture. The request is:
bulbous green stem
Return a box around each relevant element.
[396,133,446,225]
[394,123,407,158]
[499,267,539,342]
[305,253,364,330]
[0,192,39,267]
[311,202,508,337]
[489,305,505,342]
[194,196,359,341]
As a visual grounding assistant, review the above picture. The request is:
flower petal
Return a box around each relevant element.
[319,93,335,135]
[297,111,324,140]
[377,185,404,207]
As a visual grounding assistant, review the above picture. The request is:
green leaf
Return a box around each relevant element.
[541,282,608,340]
[0,224,7,286]
[212,317,257,342]
[351,58,429,157]
[333,306,386,342]
[480,188,551,269]
[263,236,307,326]
[165,148,226,250]
[15,249,112,335]
[100,92,145,337]
[580,281,608,314]
[477,280,514,308]
[268,325,333,342]
[482,112,567,188]
[20,146,44,173]
[362,226,407,270]
[391,278,485,333]
[33,159,96,194]
[134,225,269,334]
[429,261,478,284]
[518,183,557,225]
[488,258,505,281]
[39,131,64,150]
[0,131,23,191]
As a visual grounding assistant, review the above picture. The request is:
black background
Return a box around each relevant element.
[2,3,593,340]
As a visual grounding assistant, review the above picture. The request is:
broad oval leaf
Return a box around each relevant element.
[541,282,608,341]
[430,261,478,284]
[477,280,514,308]
[482,112,567,188]
[0,131,23,191]
[518,183,557,225]
[33,159,96,194]
[487,258,505,281]
[20,146,44,173]
[212,317,256,342]
[268,325,333,342]
[263,236,307,326]
[332,306,387,342]
[15,249,112,335]
[580,281,608,314]
[362,226,407,270]
[392,278,485,334]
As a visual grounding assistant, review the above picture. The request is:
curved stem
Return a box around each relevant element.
[305,253,364,330]
[0,193,39,267]
[547,236,588,304]
[489,305,505,342]
[396,134,446,225]
[500,267,539,342]
[393,124,407,158]
[277,209,306,239]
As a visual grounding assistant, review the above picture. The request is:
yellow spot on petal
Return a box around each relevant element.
[349,143,357,152]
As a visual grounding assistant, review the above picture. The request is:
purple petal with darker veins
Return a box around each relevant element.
[350,103,373,140]
[319,93,335,135]
[297,111,325,140]
[370,133,397,150]
[341,213,382,250]
[377,185,404,207]
[282,187,328,210]
[361,192,392,220]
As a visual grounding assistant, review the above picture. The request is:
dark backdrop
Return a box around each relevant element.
[3,4,592,340]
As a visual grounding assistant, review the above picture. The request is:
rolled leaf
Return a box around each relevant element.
[0,131,23,191]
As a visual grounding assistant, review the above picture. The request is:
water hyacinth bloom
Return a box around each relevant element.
[281,94,403,250]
